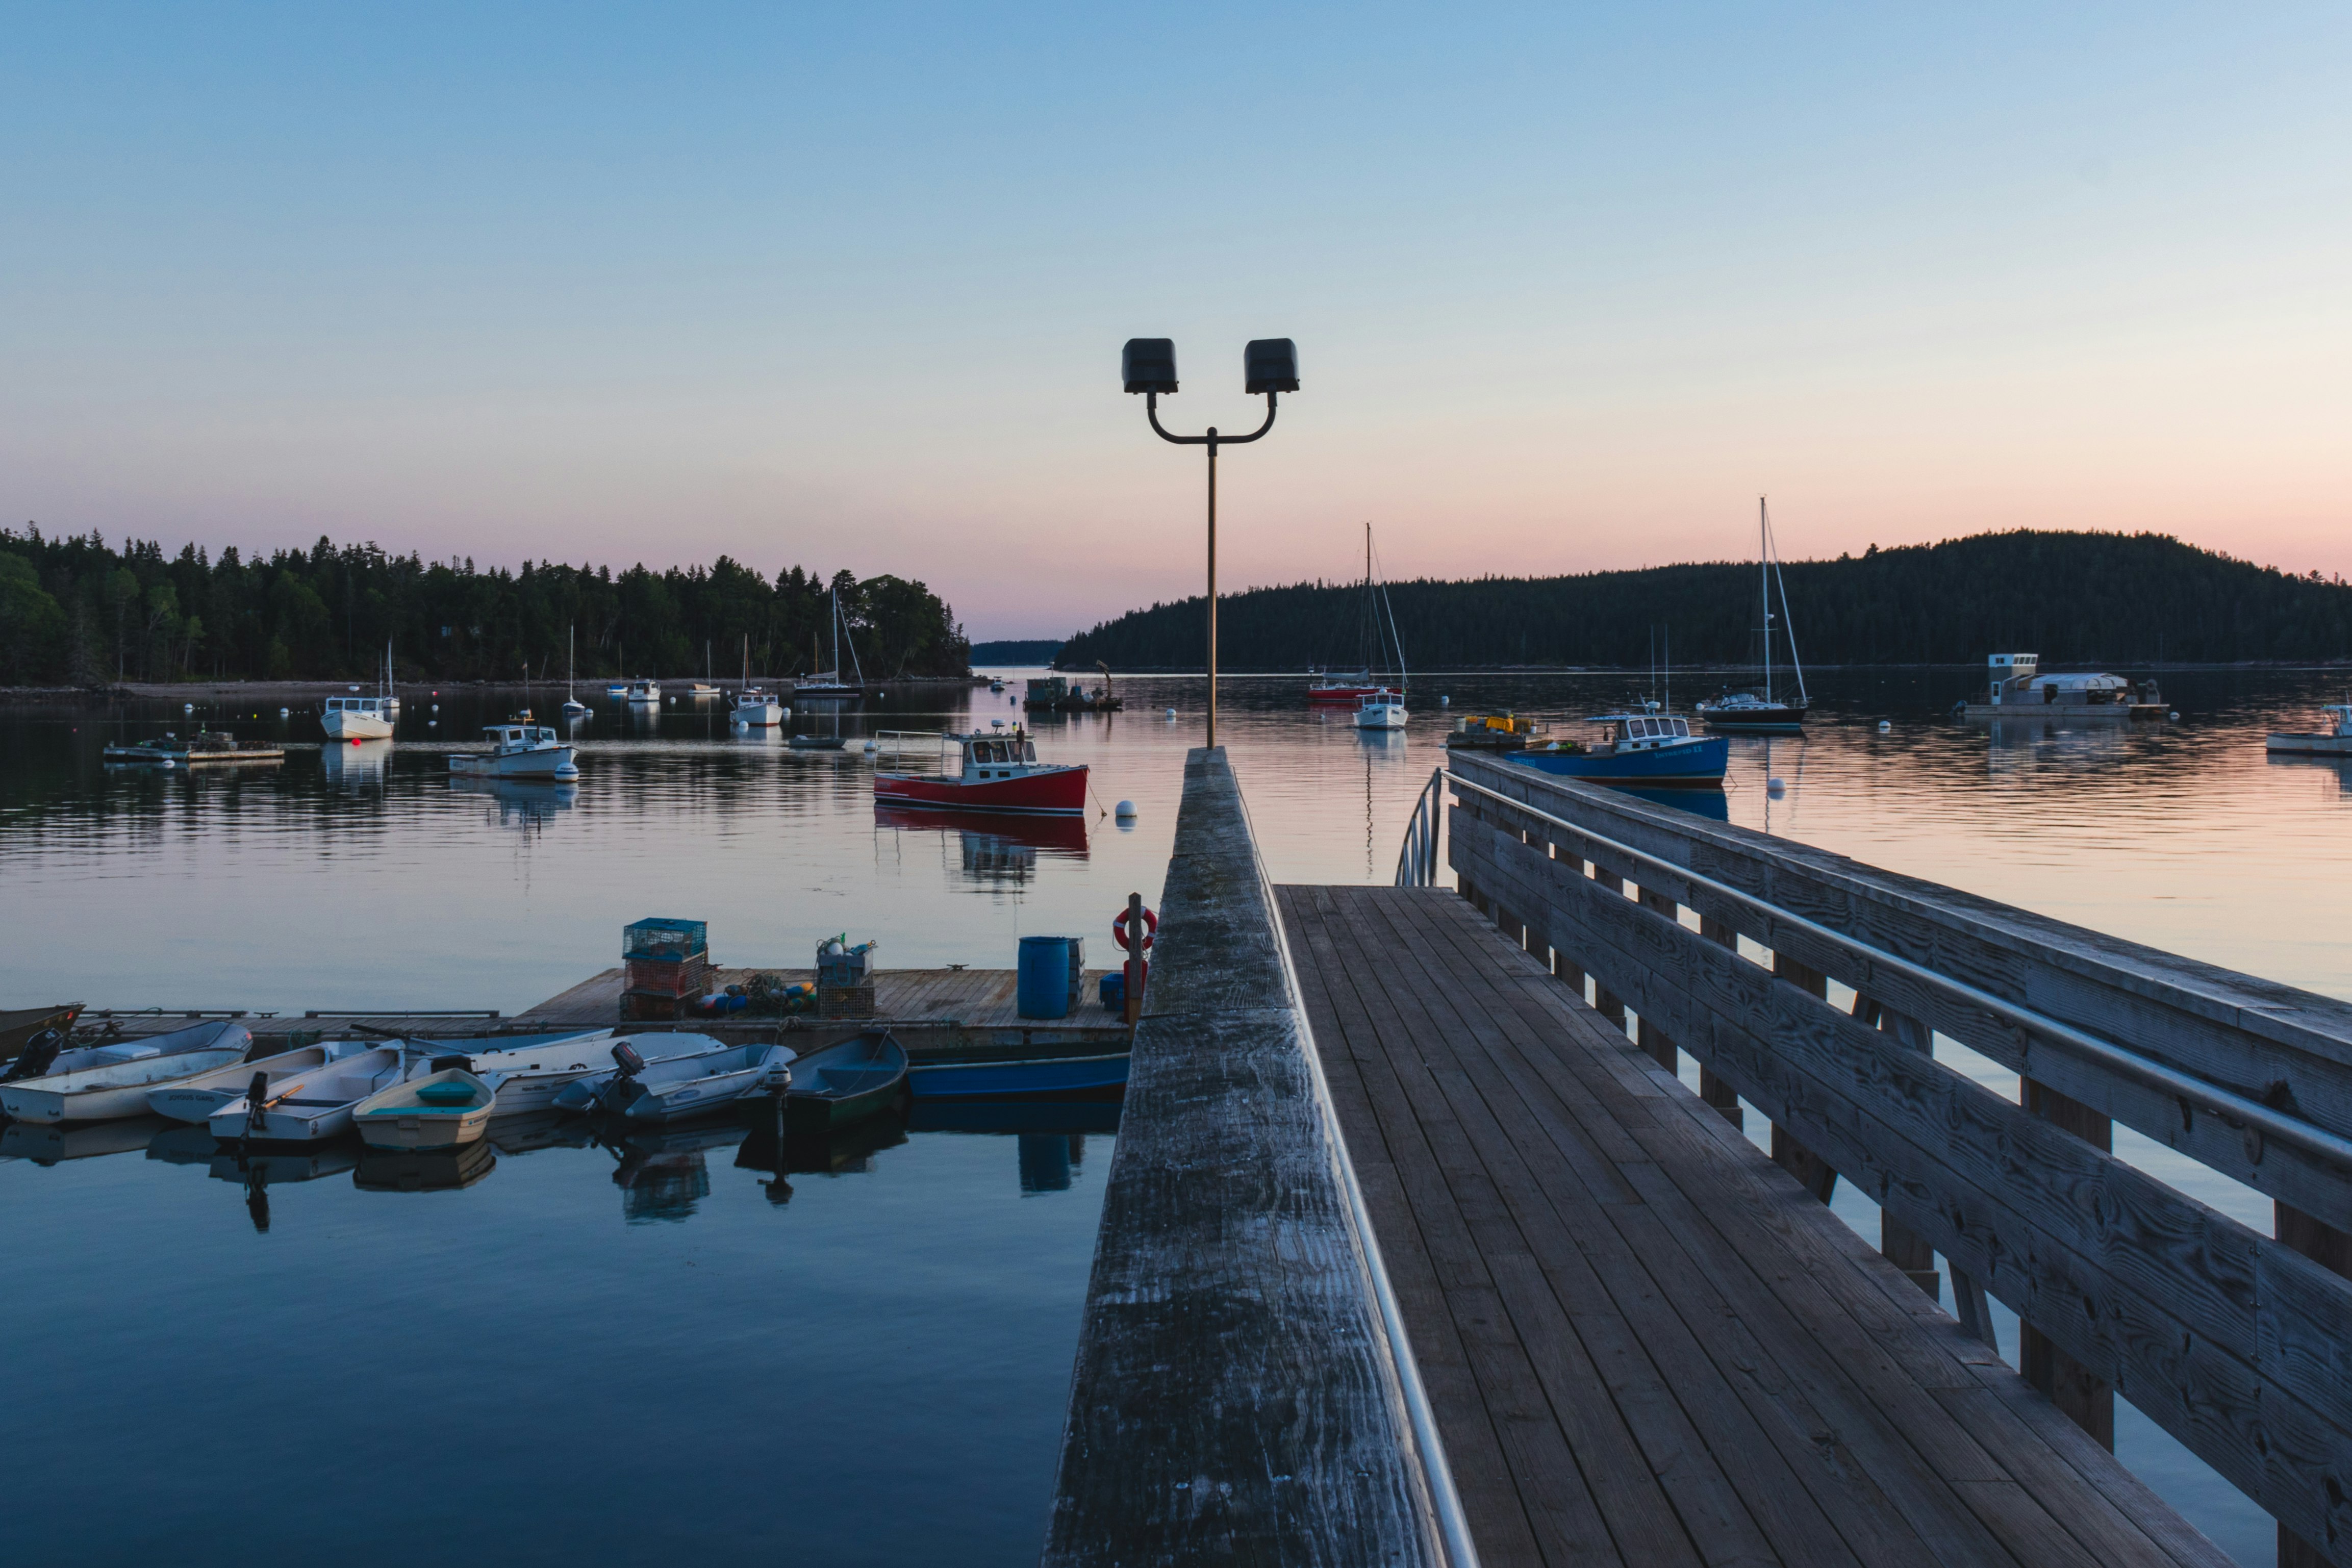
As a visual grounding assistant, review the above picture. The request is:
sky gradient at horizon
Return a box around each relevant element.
[5,3,2347,638]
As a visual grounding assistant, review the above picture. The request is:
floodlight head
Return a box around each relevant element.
[1122,338,1178,395]
[1243,338,1299,394]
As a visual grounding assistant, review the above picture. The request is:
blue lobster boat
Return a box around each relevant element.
[1507,712,1729,787]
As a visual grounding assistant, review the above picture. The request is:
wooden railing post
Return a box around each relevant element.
[2019,1078,2117,1449]
[2278,1202,2352,1568]
[1693,916,1742,1128]
[1588,862,1629,1030]
[1633,886,1679,1073]
[1767,952,1838,1202]
[1855,995,1941,1302]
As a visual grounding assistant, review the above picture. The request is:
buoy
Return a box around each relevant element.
[862,740,876,753]
[1766,776,1786,795]
[1165,707,1177,719]
[1877,720,1891,732]
[160,758,175,770]
[1115,800,1137,819]
[427,719,437,727]
[350,738,361,747]
[184,702,194,713]
[2169,711,2180,721]
[278,707,289,718]
[431,703,439,714]
[1440,695,1450,706]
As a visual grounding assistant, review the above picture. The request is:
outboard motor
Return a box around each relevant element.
[3,1029,65,1082]
[596,1041,648,1114]
[241,1071,271,1137]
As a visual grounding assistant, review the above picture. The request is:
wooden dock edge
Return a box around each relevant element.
[1042,748,1465,1567]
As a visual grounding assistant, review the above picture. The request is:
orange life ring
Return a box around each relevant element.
[1112,905,1157,952]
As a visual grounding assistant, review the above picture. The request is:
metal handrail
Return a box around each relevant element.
[1447,769,2352,1175]
[1394,767,1447,887]
[1242,774,1480,1568]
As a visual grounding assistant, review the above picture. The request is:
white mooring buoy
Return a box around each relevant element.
[1877,720,1891,732]
[1165,707,1176,720]
[1766,776,1787,795]
[184,702,194,713]
[1115,800,1137,819]
[2169,711,2180,721]
[1440,695,1450,706]
[278,707,290,718]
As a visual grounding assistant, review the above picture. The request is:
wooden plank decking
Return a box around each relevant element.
[1278,882,2230,1568]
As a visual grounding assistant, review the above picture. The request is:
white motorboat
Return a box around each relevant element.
[553,1039,793,1121]
[733,690,787,726]
[2267,702,2352,757]
[148,1040,372,1123]
[321,695,394,741]
[1,1023,252,1124]
[605,682,628,699]
[624,679,662,704]
[448,722,579,782]
[2,1018,250,1093]
[208,1046,423,1142]
[1353,690,1407,730]
[452,1029,736,1114]
[350,1068,501,1151]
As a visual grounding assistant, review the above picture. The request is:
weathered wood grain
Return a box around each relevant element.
[1451,808,2352,1559]
[1043,750,1442,1567]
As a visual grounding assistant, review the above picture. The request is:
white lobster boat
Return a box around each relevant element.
[1353,691,1407,730]
[449,723,579,782]
[321,695,395,741]
[2267,703,2352,757]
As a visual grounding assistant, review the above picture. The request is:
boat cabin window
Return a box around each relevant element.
[1023,741,1038,762]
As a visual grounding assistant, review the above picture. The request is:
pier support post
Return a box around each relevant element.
[2278,1202,2352,1568]
[1589,868,1628,1030]
[2020,1078,2116,1449]
[1768,953,1838,1202]
[1695,916,1743,1128]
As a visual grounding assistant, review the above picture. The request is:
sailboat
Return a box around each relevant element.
[562,626,589,718]
[734,633,786,726]
[1697,499,1809,732]
[1308,524,1408,706]
[795,586,866,700]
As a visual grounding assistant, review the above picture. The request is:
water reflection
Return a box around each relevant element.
[321,737,393,793]
[355,1141,498,1192]
[4,1115,167,1165]
[450,774,578,826]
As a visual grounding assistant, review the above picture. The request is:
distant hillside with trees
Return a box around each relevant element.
[1056,530,2352,671]
[969,639,1065,665]
[0,528,969,686]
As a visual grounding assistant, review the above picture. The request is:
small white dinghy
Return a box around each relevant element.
[455,1029,738,1114]
[557,1040,794,1123]
[208,1046,421,1143]
[149,1040,375,1124]
[0,1020,252,1124]
[351,1067,501,1151]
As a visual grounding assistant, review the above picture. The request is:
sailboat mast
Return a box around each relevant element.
[1760,497,1773,705]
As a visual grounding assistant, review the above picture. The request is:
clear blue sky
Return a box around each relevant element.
[6,3,2347,637]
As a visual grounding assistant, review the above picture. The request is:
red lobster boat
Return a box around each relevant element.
[873,728,1088,817]
[1308,676,1395,705]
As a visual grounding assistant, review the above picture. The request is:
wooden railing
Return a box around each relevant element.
[1444,748,2352,1566]
[1045,749,1472,1567]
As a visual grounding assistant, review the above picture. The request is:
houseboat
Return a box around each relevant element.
[1954,654,2167,720]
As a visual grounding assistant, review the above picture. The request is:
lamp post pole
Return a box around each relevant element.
[1126,337,1298,753]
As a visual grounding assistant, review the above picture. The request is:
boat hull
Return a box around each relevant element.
[450,746,579,781]
[1354,704,1407,730]
[874,766,1088,817]
[1508,738,1729,786]
[355,1104,495,1150]
[1957,702,2166,720]
[907,1052,1129,1101]
[321,710,394,740]
[2268,734,2352,755]
[1,1046,249,1124]
[734,702,785,726]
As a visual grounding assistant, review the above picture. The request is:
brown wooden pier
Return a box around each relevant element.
[1045,749,2352,1567]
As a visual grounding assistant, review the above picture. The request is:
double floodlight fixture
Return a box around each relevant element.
[1118,335,1301,749]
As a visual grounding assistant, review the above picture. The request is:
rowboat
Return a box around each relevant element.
[149,1041,372,1123]
[3,1018,249,1093]
[783,1032,909,1132]
[2,1031,252,1123]
[583,1042,796,1124]
[208,1046,421,1143]
[906,1048,1128,1102]
[350,1068,501,1151]
[1,1039,242,1123]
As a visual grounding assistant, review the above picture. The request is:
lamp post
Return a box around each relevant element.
[1123,337,1299,750]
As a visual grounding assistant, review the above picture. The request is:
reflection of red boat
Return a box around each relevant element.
[874,803,1091,853]
[873,729,1089,817]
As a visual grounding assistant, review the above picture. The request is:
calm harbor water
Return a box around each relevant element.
[4,665,2347,1565]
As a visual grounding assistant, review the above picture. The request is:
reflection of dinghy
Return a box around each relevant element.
[3,1117,170,1165]
[782,1032,908,1132]
[573,1041,795,1124]
[355,1141,499,1192]
[350,1068,500,1150]
[2,1022,251,1123]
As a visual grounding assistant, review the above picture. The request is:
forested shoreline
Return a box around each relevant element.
[0,528,969,686]
[1057,530,2352,671]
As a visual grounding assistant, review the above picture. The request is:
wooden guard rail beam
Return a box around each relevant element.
[1044,748,1467,1567]
[1445,749,2352,1567]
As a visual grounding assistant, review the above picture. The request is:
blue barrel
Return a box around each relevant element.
[1018,935,1078,1019]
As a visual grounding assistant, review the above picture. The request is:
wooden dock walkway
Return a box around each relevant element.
[1280,882,2225,1568]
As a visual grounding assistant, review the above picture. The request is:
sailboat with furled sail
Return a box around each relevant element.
[1697,498,1809,732]
[795,586,866,701]
[1307,524,1407,706]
